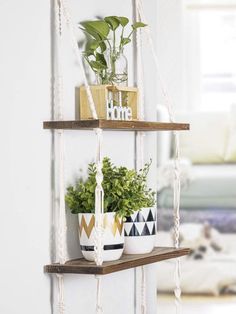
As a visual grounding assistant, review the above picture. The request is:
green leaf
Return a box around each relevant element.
[99,41,107,53]
[90,60,107,70]
[65,157,155,218]
[104,16,120,31]
[86,40,99,52]
[132,22,147,30]
[79,25,101,41]
[96,53,107,67]
[80,20,110,39]
[117,16,129,27]
[121,37,131,46]
[84,49,94,57]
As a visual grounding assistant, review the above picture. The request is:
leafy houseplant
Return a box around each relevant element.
[65,157,155,218]
[80,16,147,85]
[66,158,156,260]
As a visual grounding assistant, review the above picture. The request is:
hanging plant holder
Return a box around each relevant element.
[43,0,191,313]
[78,85,139,121]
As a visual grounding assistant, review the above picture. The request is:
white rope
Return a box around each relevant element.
[55,129,67,314]
[173,132,182,313]
[56,1,105,312]
[55,0,68,266]
[135,0,145,171]
[54,0,64,121]
[58,129,68,264]
[136,0,182,311]
[59,0,98,119]
[174,259,182,314]
[57,274,66,314]
[135,3,145,121]
[94,128,104,267]
[93,128,105,314]
[173,132,181,249]
[137,0,175,123]
[95,275,103,314]
[54,2,67,314]
[134,1,147,313]
[140,265,146,314]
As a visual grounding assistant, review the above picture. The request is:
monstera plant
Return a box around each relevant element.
[79,16,147,85]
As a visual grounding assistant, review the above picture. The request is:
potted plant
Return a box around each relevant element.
[77,16,147,121]
[65,158,153,261]
[80,16,147,85]
[123,162,157,255]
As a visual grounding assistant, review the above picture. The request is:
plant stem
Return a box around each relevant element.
[110,50,116,84]
[119,27,124,52]
[127,30,134,39]
[106,39,112,51]
[113,30,116,53]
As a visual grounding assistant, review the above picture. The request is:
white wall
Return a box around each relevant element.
[0,1,162,314]
[0,1,51,313]
[155,0,186,111]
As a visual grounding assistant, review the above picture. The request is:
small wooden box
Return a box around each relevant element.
[77,85,139,120]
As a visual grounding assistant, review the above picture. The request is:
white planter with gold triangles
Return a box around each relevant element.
[78,212,124,262]
[124,207,156,254]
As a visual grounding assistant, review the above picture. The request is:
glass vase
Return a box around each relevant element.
[96,48,128,86]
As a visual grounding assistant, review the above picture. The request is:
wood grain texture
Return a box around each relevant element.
[78,85,138,120]
[43,119,190,131]
[44,247,190,275]
[106,86,138,92]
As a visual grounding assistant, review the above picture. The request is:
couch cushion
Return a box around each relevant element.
[176,112,229,164]
[158,165,236,209]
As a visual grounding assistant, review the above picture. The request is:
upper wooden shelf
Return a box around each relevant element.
[43,119,190,131]
[44,247,190,276]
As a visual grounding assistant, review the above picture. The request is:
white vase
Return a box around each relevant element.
[78,212,124,262]
[124,207,156,254]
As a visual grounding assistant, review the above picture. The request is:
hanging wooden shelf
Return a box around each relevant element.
[43,119,190,131]
[44,247,190,275]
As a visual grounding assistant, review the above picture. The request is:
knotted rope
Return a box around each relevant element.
[134,1,146,313]
[137,0,182,312]
[55,0,104,313]
[54,1,68,314]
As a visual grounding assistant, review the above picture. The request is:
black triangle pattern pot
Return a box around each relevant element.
[124,207,156,254]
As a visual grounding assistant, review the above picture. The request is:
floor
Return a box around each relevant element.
[157,294,236,314]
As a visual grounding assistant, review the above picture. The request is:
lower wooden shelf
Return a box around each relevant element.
[44,247,190,275]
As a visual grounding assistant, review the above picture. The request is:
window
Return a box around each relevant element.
[199,11,236,111]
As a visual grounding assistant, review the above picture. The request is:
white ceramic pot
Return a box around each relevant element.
[78,212,124,262]
[124,207,156,254]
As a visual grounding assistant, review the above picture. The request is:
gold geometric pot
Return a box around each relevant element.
[78,212,124,262]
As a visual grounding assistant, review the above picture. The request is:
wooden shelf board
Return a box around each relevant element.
[44,247,190,275]
[43,119,190,131]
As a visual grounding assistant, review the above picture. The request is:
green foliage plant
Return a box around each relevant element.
[79,16,147,84]
[65,157,155,219]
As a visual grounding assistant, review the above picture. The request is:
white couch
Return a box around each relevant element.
[156,105,236,210]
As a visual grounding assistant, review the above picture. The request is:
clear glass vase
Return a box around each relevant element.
[96,48,128,86]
